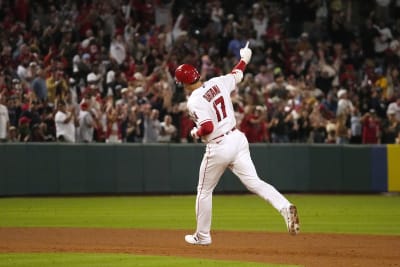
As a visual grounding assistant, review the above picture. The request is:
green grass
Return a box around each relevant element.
[1,194,398,267]
[0,253,297,267]
[0,194,399,235]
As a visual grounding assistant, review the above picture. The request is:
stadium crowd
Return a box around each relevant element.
[0,0,399,144]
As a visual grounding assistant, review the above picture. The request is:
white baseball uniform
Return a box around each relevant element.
[187,72,292,242]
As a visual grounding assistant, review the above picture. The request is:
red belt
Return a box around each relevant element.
[211,127,236,141]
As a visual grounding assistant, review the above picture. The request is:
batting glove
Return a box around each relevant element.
[190,127,199,139]
[240,41,252,64]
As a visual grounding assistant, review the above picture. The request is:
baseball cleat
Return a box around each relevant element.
[280,205,300,235]
[184,234,212,245]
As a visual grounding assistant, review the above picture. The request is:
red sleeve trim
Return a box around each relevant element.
[232,60,246,72]
[197,121,214,136]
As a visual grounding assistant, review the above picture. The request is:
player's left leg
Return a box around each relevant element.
[229,132,299,234]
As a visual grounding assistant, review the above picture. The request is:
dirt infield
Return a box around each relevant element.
[0,228,399,267]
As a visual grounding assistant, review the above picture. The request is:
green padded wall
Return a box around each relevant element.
[250,144,311,192]
[0,145,7,195]
[58,144,88,194]
[27,144,59,194]
[169,144,200,192]
[3,145,29,195]
[86,145,117,193]
[309,145,343,191]
[0,143,387,196]
[341,145,372,192]
[142,144,170,192]
[115,144,144,193]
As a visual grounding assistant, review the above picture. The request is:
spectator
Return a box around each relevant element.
[18,116,31,142]
[143,106,161,143]
[109,33,127,66]
[41,106,56,141]
[158,114,177,143]
[286,101,311,143]
[263,71,291,102]
[309,100,328,143]
[228,31,247,61]
[54,100,77,142]
[386,97,400,122]
[373,22,393,60]
[254,64,274,88]
[7,126,18,142]
[68,78,81,107]
[251,3,268,43]
[124,106,141,143]
[46,69,68,104]
[75,53,92,83]
[361,109,381,144]
[22,100,42,130]
[350,106,363,144]
[78,102,95,143]
[339,64,357,91]
[0,94,9,142]
[26,123,45,142]
[335,113,350,144]
[269,102,290,143]
[31,68,48,103]
[16,56,30,82]
[386,66,400,99]
[105,102,122,143]
[209,0,224,36]
[315,63,336,96]
[374,67,389,99]
[336,89,354,117]
[325,118,337,144]
[135,86,149,106]
[82,73,103,110]
[154,0,174,27]
[381,108,400,143]
[321,92,337,117]
[116,87,130,107]
[369,87,387,119]
[240,105,269,143]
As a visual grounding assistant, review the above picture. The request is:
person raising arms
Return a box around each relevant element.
[175,42,300,246]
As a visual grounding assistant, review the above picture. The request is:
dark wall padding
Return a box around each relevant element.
[0,143,389,196]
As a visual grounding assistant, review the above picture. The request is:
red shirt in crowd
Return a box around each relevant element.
[362,115,380,144]
[240,113,268,143]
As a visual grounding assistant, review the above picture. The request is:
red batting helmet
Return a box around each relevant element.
[175,64,200,84]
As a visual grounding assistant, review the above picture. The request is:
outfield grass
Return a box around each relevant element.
[0,194,399,235]
[0,253,297,267]
[1,194,399,267]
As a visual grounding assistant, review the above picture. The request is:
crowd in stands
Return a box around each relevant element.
[0,0,399,144]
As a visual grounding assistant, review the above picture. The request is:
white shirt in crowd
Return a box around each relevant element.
[158,121,177,142]
[78,110,94,142]
[55,111,76,142]
[337,98,354,117]
[387,100,400,121]
[0,103,9,139]
[374,25,393,53]
[109,38,126,65]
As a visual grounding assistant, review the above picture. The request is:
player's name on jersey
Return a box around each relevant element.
[203,85,221,102]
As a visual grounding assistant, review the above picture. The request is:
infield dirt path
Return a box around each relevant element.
[0,228,399,267]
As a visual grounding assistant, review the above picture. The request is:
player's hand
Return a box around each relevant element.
[190,127,199,139]
[240,41,252,64]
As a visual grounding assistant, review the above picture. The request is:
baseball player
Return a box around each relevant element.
[175,42,300,246]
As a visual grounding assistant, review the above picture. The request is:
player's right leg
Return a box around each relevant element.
[185,145,227,245]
